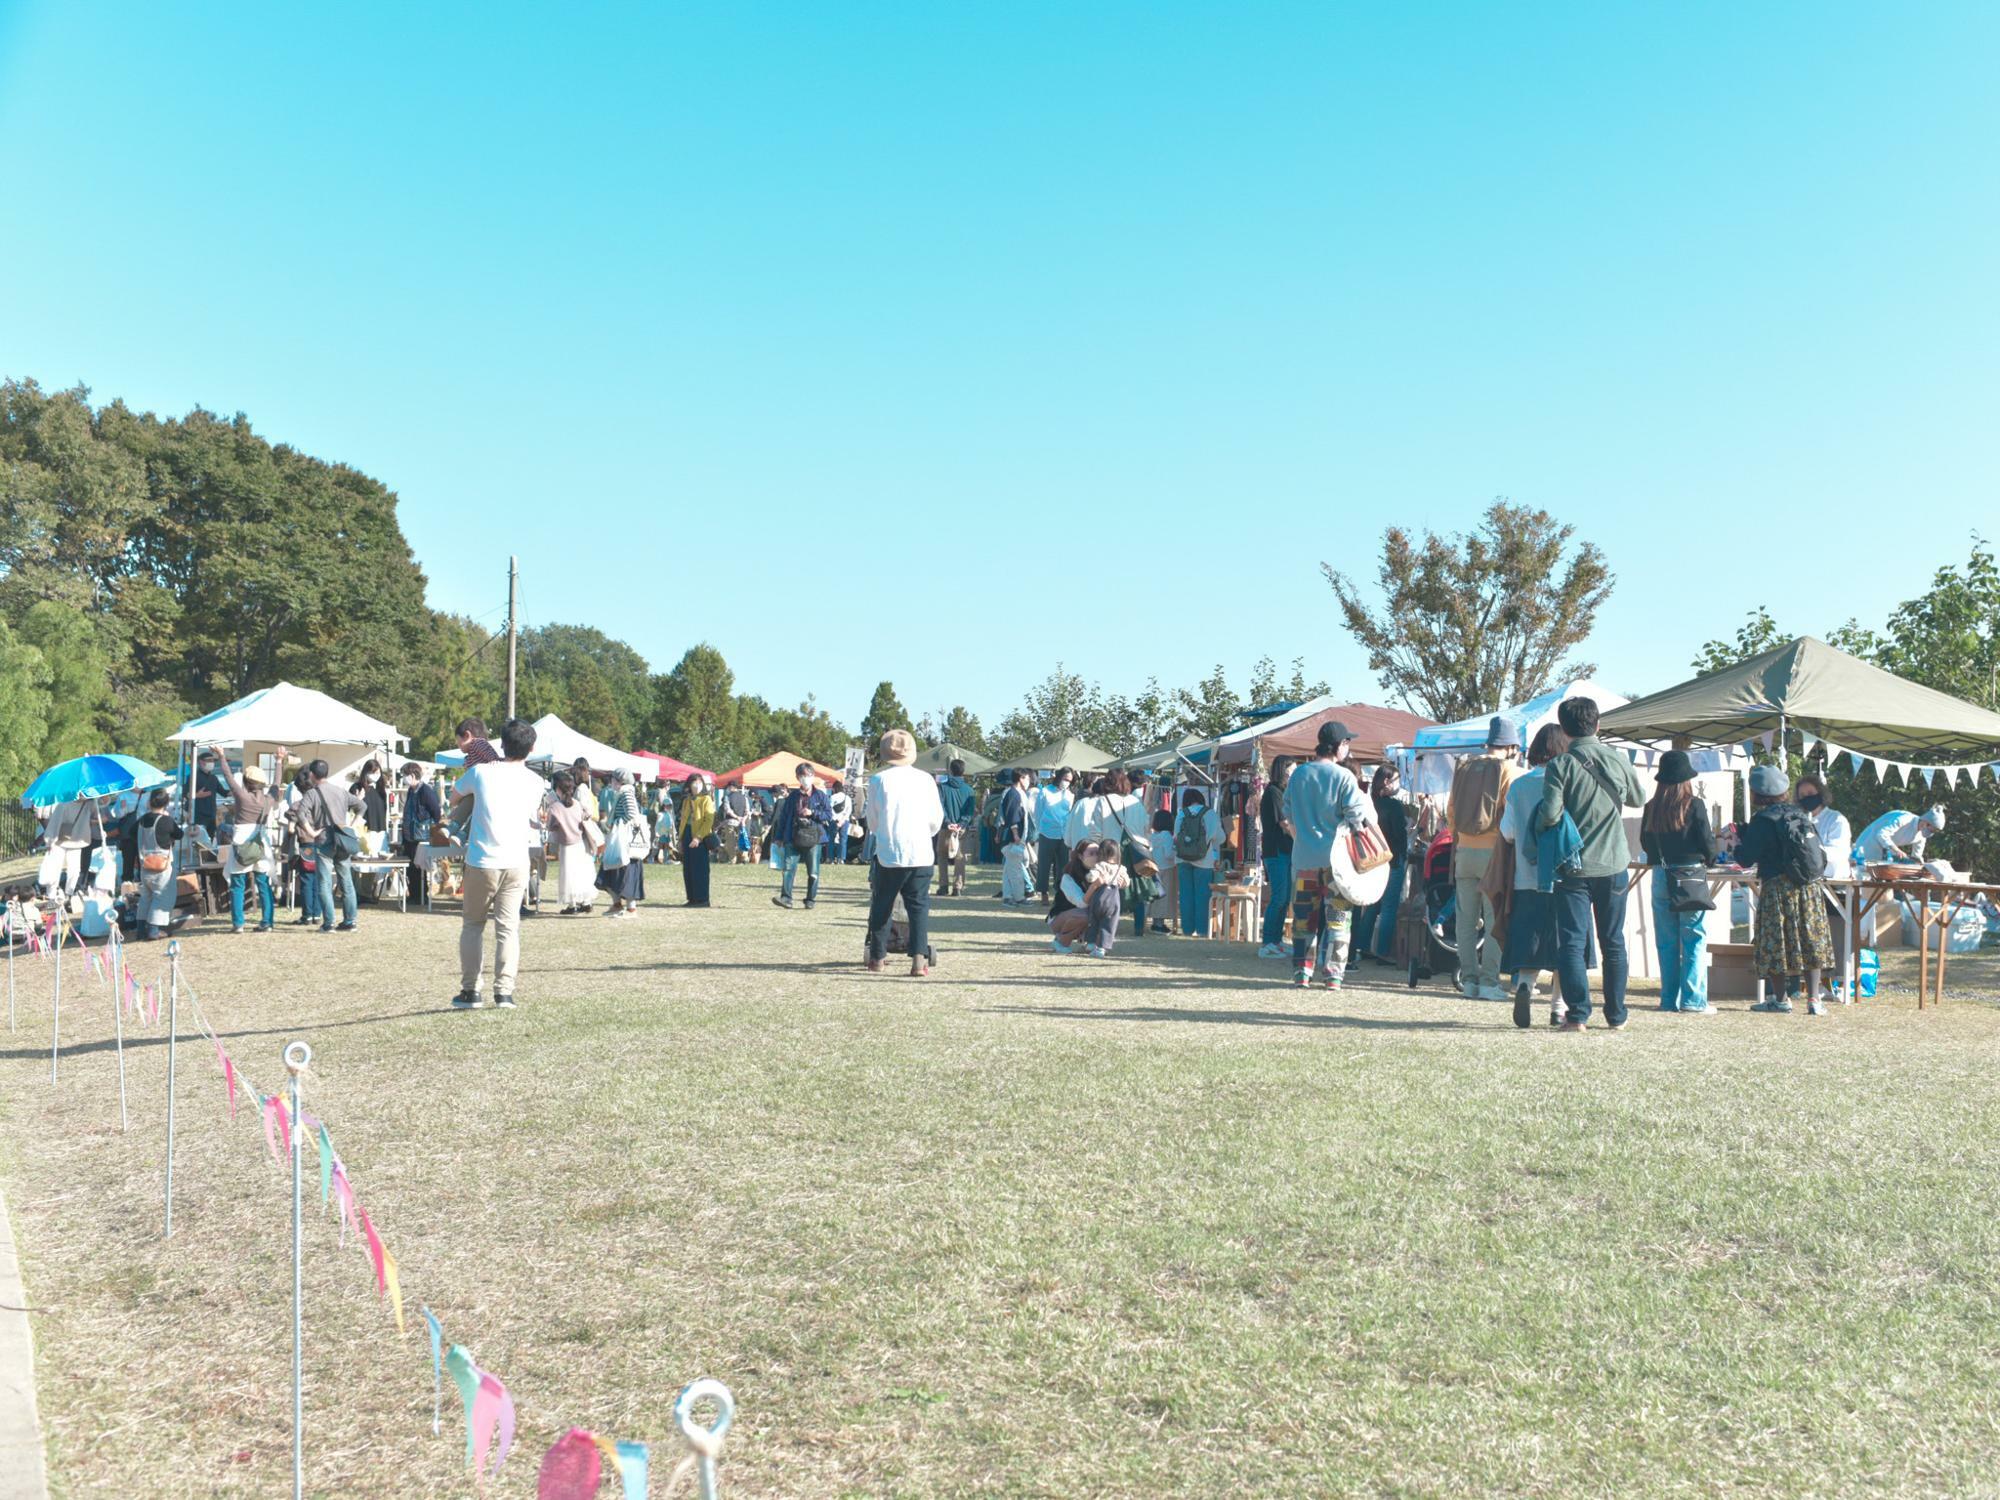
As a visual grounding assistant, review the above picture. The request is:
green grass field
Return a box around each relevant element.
[2,861,1998,1497]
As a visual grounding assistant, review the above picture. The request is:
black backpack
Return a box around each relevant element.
[1771,804,1828,884]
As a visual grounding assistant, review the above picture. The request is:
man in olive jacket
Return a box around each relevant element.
[1534,696,1645,1030]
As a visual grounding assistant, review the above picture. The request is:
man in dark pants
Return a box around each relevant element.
[1534,697,1645,1030]
[1030,767,1076,907]
[863,729,944,977]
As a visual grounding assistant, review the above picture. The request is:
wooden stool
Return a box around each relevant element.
[1210,882,1257,942]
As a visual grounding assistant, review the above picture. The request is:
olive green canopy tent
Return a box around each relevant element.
[1597,636,2000,759]
[1110,732,1211,772]
[1009,735,1116,773]
[912,741,997,775]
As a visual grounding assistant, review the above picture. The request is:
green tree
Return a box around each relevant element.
[0,617,52,797]
[518,624,651,744]
[15,601,115,765]
[860,681,909,747]
[1245,655,1328,708]
[1173,663,1244,739]
[557,656,624,744]
[989,665,1113,759]
[1325,500,1612,722]
[1692,606,1785,675]
[650,644,741,771]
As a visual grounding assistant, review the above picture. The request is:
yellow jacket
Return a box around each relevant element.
[682,792,716,841]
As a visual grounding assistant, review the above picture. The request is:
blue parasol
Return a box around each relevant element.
[20,754,171,809]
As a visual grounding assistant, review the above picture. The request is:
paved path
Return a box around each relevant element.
[0,1186,50,1500]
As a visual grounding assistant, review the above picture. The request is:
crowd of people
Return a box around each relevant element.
[16,697,1975,1023]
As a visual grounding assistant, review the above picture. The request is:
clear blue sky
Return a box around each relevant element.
[4,2,1996,732]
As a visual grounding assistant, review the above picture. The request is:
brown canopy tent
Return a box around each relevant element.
[1212,698,1435,769]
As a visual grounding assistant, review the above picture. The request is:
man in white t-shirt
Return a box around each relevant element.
[864,729,945,976]
[448,717,546,1009]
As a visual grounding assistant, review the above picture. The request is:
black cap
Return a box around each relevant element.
[1316,720,1354,753]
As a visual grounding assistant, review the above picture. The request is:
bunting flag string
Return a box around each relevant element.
[1814,735,1999,792]
[160,966,720,1496]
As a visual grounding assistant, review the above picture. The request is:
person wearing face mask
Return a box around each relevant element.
[1031,769,1077,906]
[678,775,718,907]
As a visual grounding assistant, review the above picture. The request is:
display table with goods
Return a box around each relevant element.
[1633,863,2000,1008]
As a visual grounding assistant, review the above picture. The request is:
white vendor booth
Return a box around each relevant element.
[170,683,409,908]
[172,681,407,786]
[1387,679,1746,988]
[522,714,657,781]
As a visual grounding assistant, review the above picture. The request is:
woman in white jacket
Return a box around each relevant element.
[1064,771,1150,853]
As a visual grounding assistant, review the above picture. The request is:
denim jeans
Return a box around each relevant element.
[1649,868,1709,1011]
[1363,860,1407,959]
[230,871,275,929]
[1261,854,1292,945]
[1555,870,1629,1026]
[318,839,358,930]
[1179,864,1214,937]
[829,826,849,864]
[298,861,323,922]
[780,843,821,901]
[866,862,933,962]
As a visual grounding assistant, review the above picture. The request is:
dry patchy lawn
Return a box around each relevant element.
[2,862,1999,1497]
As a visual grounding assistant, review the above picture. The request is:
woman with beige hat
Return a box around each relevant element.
[864,728,945,976]
[211,748,280,933]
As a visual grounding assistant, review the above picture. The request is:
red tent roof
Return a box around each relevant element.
[629,749,718,783]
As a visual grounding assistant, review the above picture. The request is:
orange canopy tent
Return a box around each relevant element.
[714,751,847,789]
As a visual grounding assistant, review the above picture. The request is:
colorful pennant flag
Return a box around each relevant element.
[537,1427,602,1498]
[472,1372,517,1480]
[614,1440,648,1499]
[359,1206,387,1293]
[317,1125,334,1209]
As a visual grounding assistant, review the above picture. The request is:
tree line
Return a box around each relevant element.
[6,379,1993,876]
[0,381,1336,785]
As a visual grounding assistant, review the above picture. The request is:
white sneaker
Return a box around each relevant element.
[1460,981,1483,1000]
[1257,942,1287,959]
[1478,983,1506,1002]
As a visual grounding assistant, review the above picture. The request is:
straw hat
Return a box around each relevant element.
[240,763,269,787]
[878,729,917,767]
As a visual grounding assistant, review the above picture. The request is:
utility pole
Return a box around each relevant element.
[505,555,519,720]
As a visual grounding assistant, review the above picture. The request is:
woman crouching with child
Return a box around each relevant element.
[1048,839,1147,958]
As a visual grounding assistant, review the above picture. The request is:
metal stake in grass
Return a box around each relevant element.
[284,1039,312,1500]
[674,1378,735,1500]
[163,940,180,1238]
[112,929,129,1132]
[6,896,15,1033]
[50,907,63,1083]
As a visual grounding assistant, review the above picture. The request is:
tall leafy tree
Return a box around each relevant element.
[1325,500,1612,722]
[650,644,741,771]
[988,665,1113,759]
[0,618,52,796]
[1174,664,1244,739]
[860,681,909,746]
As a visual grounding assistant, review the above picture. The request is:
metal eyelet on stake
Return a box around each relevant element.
[674,1378,735,1500]
[284,1040,312,1500]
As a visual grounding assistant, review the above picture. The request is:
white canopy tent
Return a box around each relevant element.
[1391,680,1626,794]
[1387,679,1744,794]
[171,681,407,785]
[524,715,656,781]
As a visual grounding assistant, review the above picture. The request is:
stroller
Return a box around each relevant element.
[1404,829,1465,988]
